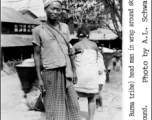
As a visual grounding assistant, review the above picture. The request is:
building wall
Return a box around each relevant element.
[1,22,36,70]
[2,22,36,34]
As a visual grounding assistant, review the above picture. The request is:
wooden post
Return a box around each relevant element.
[20,48,23,61]
[31,54,33,58]
[1,48,4,70]
[21,53,23,61]
[109,41,111,49]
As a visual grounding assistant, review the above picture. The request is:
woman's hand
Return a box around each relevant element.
[73,72,78,84]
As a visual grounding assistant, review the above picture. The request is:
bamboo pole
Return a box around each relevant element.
[1,48,4,70]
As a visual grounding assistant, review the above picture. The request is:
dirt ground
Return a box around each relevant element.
[1,64,122,120]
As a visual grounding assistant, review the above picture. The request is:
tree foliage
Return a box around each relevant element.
[63,0,122,40]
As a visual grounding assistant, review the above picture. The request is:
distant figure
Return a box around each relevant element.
[67,17,74,34]
[72,26,99,120]
[113,50,122,72]
[102,48,116,82]
[112,57,117,71]
[60,8,68,23]
[115,57,121,71]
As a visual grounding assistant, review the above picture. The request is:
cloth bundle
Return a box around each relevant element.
[26,86,45,111]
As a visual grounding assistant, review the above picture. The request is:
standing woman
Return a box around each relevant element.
[32,0,81,120]
[72,26,99,120]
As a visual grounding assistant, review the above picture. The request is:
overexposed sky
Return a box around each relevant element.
[1,0,46,17]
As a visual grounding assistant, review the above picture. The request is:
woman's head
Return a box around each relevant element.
[43,0,62,21]
[77,25,90,39]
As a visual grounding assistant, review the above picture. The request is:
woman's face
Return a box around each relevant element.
[45,2,62,20]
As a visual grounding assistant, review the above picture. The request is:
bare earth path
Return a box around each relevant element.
[1,67,122,120]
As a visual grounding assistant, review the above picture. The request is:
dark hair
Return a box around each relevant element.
[77,24,89,38]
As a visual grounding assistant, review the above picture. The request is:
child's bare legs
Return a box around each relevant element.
[96,84,103,111]
[95,92,103,112]
[88,95,96,120]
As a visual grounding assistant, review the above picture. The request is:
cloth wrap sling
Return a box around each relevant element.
[41,23,74,88]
